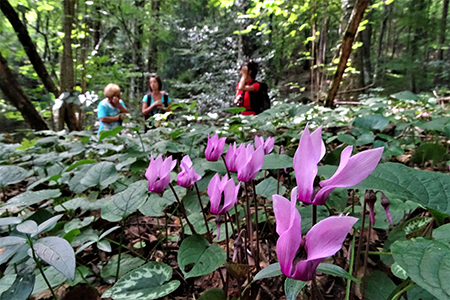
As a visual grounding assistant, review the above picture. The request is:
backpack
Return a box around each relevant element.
[248,81,270,114]
[144,93,169,120]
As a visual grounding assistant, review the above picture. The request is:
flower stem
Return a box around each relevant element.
[312,204,317,226]
[136,131,145,152]
[251,180,260,271]
[225,215,230,298]
[363,216,372,291]
[345,233,356,300]
[194,182,213,242]
[351,192,368,299]
[116,217,126,282]
[244,182,255,266]
[169,183,197,235]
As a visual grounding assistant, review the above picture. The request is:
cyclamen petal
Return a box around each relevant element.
[145,154,176,193]
[225,143,244,172]
[293,125,326,203]
[314,147,383,205]
[273,188,357,281]
[177,155,202,188]
[236,145,265,182]
[255,136,275,155]
[207,174,239,215]
[205,134,226,161]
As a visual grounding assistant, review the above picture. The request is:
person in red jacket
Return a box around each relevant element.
[234,60,260,115]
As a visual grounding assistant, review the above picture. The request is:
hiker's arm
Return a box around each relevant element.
[142,100,163,116]
[238,66,256,92]
[112,97,129,113]
[100,115,120,124]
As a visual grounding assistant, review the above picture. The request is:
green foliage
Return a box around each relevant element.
[102,262,180,300]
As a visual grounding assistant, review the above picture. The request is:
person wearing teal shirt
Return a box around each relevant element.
[142,75,172,121]
[97,83,129,132]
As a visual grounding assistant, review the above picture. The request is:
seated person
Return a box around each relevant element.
[142,75,172,122]
[97,83,129,132]
[234,60,260,116]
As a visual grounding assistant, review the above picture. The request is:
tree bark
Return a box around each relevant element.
[374,1,392,84]
[0,0,59,97]
[0,53,49,131]
[434,0,449,84]
[60,0,81,131]
[147,0,160,75]
[325,0,370,108]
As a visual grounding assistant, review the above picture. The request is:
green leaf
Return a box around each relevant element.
[33,215,63,237]
[99,126,124,141]
[102,262,180,300]
[0,236,27,248]
[101,253,145,281]
[65,159,97,171]
[0,165,28,188]
[319,163,450,214]
[178,235,226,279]
[353,114,390,131]
[32,267,66,294]
[390,91,420,101]
[0,217,22,226]
[110,180,148,217]
[262,154,293,170]
[317,263,360,282]
[253,263,282,281]
[1,189,61,210]
[284,278,307,300]
[337,134,356,145]
[391,262,408,280]
[255,177,286,199]
[225,107,246,113]
[411,143,446,166]
[391,238,450,299]
[364,270,396,300]
[433,224,450,242]
[17,220,38,235]
[0,272,35,300]
[31,237,75,281]
[80,162,119,189]
[198,288,226,300]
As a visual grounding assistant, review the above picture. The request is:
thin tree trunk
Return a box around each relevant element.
[374,1,391,84]
[434,0,449,84]
[60,0,80,131]
[0,53,49,131]
[326,0,371,108]
[148,0,159,74]
[0,0,59,97]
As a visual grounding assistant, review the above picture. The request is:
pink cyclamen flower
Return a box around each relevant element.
[254,136,275,155]
[177,155,201,188]
[294,124,384,205]
[273,188,357,281]
[145,154,176,193]
[208,173,240,215]
[224,142,245,172]
[205,134,227,161]
[236,144,265,182]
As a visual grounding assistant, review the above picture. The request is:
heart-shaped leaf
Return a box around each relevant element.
[2,189,61,210]
[80,162,119,190]
[317,263,360,282]
[391,238,450,300]
[319,163,450,214]
[0,166,28,188]
[111,180,148,217]
[178,235,226,279]
[198,288,226,300]
[17,220,38,235]
[0,236,27,248]
[31,237,75,280]
[0,217,22,226]
[255,177,286,199]
[102,262,180,300]
[262,154,293,170]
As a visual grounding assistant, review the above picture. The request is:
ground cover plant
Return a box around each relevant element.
[0,92,449,300]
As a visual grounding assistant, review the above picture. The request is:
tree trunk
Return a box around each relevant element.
[360,10,372,86]
[147,0,160,74]
[374,1,392,84]
[434,0,449,84]
[0,53,49,131]
[60,0,80,131]
[325,0,370,108]
[409,0,426,93]
[0,0,59,97]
